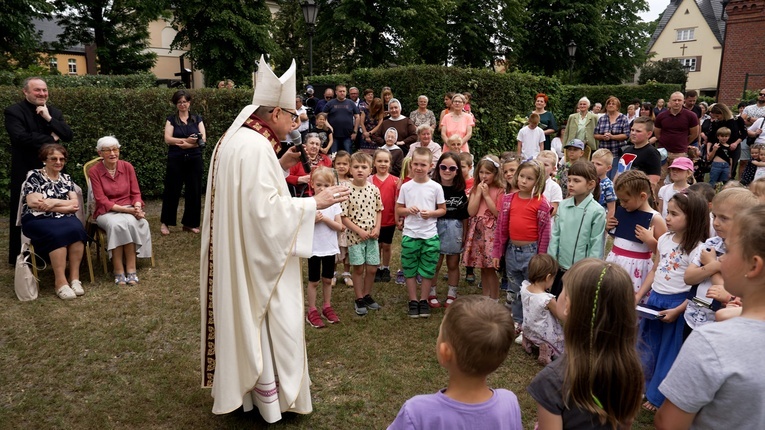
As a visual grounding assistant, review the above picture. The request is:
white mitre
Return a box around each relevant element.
[252,55,296,110]
[217,56,298,144]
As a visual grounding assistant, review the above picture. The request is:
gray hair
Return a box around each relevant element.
[416,123,433,136]
[578,97,591,108]
[96,136,121,152]
[22,76,46,90]
[418,95,428,103]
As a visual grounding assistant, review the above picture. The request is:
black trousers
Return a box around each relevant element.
[160,154,203,228]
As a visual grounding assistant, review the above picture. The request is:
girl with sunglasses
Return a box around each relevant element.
[431,152,469,307]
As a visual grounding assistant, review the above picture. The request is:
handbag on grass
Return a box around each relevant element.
[14,243,39,301]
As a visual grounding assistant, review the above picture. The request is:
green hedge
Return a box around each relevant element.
[0,72,157,89]
[309,66,681,158]
[0,86,251,212]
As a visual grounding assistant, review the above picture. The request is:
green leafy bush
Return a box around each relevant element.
[0,86,250,211]
[0,73,157,89]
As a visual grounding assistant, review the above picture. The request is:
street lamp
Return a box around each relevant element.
[567,41,577,83]
[300,0,319,77]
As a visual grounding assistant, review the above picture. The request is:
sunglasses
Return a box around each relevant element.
[439,165,458,172]
[760,93,765,96]
[47,157,66,162]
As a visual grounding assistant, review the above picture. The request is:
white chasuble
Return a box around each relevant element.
[200,108,315,422]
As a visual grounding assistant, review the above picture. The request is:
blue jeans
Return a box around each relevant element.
[708,161,730,185]
[332,136,353,154]
[505,242,538,324]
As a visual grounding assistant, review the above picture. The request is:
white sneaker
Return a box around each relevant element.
[514,333,523,345]
[70,279,85,296]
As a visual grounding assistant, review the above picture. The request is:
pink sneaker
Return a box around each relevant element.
[322,305,340,324]
[306,308,326,328]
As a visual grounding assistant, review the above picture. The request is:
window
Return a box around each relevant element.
[680,57,697,72]
[49,58,58,72]
[676,28,695,41]
[68,59,77,74]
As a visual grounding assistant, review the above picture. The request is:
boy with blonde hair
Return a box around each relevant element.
[342,152,383,316]
[388,296,522,429]
[591,148,616,220]
[683,188,760,334]
[396,147,447,318]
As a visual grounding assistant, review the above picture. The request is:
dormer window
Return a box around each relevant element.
[677,28,695,41]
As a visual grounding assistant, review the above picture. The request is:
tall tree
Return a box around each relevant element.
[53,0,166,75]
[516,0,649,84]
[172,0,278,87]
[0,0,52,71]
[448,0,527,68]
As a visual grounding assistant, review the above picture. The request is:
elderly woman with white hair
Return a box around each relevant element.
[563,96,599,160]
[88,136,152,286]
[406,124,442,169]
[409,95,437,129]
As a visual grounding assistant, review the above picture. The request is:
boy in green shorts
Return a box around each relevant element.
[341,152,383,316]
[396,148,447,318]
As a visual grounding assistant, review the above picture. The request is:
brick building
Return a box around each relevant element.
[717,0,765,105]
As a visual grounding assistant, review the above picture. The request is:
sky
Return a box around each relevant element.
[640,0,670,22]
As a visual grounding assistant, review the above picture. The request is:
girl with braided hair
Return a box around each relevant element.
[528,259,644,429]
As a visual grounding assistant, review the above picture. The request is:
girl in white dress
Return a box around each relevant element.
[520,254,564,365]
[606,170,667,300]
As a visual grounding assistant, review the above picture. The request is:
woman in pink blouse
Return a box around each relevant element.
[88,136,152,286]
[440,93,474,153]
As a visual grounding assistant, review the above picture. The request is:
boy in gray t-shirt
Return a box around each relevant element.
[657,318,765,429]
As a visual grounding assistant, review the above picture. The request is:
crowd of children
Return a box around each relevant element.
[297,107,765,428]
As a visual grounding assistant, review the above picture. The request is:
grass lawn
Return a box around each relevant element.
[0,201,656,429]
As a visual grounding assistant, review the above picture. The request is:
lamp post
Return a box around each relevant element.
[567,41,577,83]
[300,0,319,77]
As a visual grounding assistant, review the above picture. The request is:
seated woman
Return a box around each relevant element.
[21,144,89,300]
[88,136,152,286]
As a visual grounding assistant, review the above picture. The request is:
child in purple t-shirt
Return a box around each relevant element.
[387,296,523,430]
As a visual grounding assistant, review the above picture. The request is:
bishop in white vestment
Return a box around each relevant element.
[199,57,349,422]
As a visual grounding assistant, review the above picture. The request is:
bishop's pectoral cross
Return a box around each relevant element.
[680,44,688,56]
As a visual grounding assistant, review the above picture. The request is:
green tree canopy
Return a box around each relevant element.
[0,0,52,71]
[638,58,687,86]
[53,0,166,75]
[516,0,649,84]
[172,0,278,87]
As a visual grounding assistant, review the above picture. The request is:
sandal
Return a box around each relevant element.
[126,272,139,285]
[114,273,127,286]
[56,285,77,300]
[444,295,457,308]
[160,224,170,236]
[428,296,442,308]
[642,401,659,413]
[182,226,200,234]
